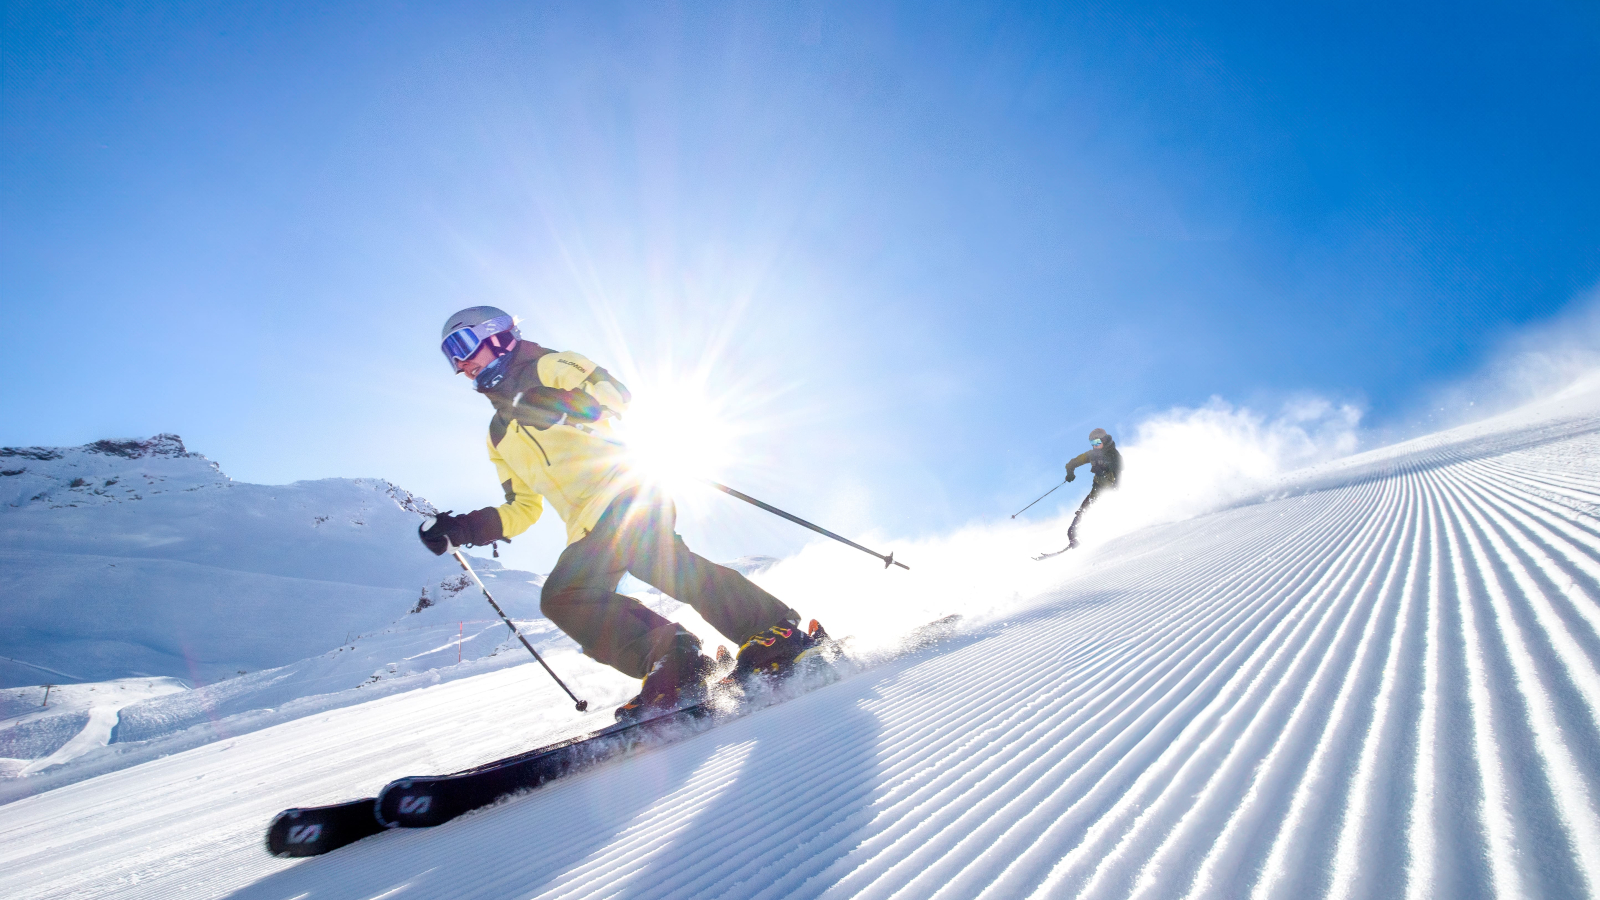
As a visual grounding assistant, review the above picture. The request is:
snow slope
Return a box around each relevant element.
[1,386,1597,899]
[0,434,468,686]
[0,678,187,779]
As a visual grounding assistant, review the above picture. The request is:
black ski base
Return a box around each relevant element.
[267,798,385,857]
[377,701,718,828]
[262,703,718,857]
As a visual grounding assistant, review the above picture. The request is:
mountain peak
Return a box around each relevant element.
[0,432,197,464]
[83,433,196,460]
[0,434,226,509]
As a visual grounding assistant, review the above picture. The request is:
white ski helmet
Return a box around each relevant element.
[439,306,520,372]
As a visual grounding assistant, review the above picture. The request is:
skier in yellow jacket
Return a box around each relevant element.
[418,307,819,720]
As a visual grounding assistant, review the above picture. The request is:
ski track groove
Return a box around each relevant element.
[1402,484,1446,900]
[1147,475,1406,900]
[952,487,1384,899]
[1435,464,1525,899]
[918,522,1358,900]
[1250,468,1422,900]
[1435,469,1600,895]
[1326,468,1425,900]
[861,489,1376,900]
[3,412,1598,899]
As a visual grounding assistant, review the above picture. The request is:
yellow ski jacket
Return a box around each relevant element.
[480,341,637,545]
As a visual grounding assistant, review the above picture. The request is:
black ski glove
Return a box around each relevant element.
[1065,468,1076,482]
[418,508,505,555]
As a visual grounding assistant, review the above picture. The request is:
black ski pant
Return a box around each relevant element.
[1067,483,1107,546]
[541,487,799,679]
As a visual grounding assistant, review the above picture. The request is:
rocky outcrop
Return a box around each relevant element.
[0,434,226,509]
[1,433,196,463]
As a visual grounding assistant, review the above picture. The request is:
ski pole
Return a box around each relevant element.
[704,480,910,570]
[1012,478,1067,518]
[559,423,909,570]
[448,543,589,712]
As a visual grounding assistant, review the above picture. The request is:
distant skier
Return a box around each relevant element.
[1055,428,1122,553]
[418,307,824,720]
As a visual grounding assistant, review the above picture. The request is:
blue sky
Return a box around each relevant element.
[4,1,1597,570]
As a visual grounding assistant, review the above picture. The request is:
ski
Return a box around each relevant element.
[1033,547,1071,560]
[267,797,386,857]
[265,615,961,857]
[265,703,717,857]
[377,701,718,827]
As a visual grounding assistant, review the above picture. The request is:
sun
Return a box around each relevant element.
[612,376,738,492]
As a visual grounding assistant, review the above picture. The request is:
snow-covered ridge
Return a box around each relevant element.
[1,433,196,462]
[0,433,439,519]
[0,434,475,691]
[0,433,225,508]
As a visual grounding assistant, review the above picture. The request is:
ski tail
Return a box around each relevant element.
[266,798,385,857]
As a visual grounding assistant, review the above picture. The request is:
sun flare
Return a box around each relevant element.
[612,377,738,491]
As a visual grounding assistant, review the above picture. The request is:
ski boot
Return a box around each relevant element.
[725,619,832,685]
[615,631,716,722]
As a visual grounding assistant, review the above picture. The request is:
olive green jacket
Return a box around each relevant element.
[1066,443,1122,490]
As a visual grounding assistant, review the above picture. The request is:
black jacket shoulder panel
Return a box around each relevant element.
[485,342,605,445]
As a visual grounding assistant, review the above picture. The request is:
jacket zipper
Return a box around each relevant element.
[515,419,614,538]
[523,426,552,466]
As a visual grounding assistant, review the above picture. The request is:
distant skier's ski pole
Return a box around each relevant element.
[1012,478,1067,518]
[704,480,910,570]
[448,544,589,712]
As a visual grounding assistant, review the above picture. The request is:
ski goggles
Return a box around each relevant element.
[1090,438,1104,448]
[440,316,516,370]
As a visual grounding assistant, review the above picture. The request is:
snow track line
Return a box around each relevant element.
[1147,475,1409,900]
[1403,483,1446,900]
[1326,467,1428,900]
[1452,475,1600,724]
[1434,467,1600,895]
[1254,464,1426,899]
[969,481,1398,898]
[850,488,1379,899]
[1435,463,1531,898]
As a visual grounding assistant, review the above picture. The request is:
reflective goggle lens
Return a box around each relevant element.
[1090,438,1103,447]
[441,328,482,362]
[439,315,515,370]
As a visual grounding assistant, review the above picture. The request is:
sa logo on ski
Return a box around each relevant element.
[397,795,432,815]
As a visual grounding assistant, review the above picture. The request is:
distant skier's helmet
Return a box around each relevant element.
[440,306,519,372]
[1089,428,1110,447]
